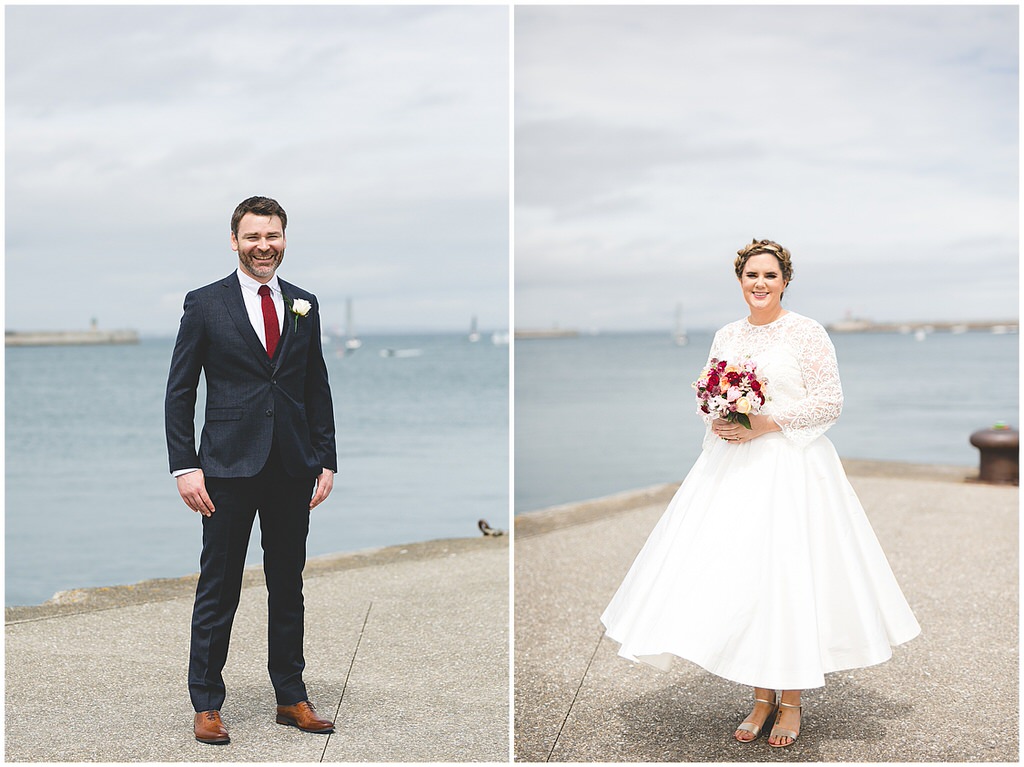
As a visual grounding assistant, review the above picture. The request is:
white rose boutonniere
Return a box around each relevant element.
[284,297,312,332]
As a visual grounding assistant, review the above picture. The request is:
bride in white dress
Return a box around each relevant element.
[600,239,920,748]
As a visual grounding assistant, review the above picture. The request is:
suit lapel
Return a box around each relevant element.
[275,279,302,362]
[273,301,292,362]
[219,272,272,363]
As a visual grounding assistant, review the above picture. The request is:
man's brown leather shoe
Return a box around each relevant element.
[194,710,230,744]
[275,701,335,733]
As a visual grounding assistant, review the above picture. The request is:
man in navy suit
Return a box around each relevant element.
[165,196,338,744]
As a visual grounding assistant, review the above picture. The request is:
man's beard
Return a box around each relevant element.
[240,249,283,279]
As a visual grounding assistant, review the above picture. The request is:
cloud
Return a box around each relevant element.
[514,5,1018,330]
[516,118,763,218]
[6,5,509,334]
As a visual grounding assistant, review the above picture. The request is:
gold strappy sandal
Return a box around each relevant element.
[768,699,801,748]
[733,695,777,743]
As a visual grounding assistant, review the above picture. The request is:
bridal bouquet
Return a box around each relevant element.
[693,358,767,430]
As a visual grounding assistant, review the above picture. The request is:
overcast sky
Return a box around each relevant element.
[6,5,508,335]
[515,5,1018,332]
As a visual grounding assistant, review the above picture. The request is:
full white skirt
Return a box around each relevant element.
[600,432,921,690]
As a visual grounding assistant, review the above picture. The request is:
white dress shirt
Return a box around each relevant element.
[235,267,285,345]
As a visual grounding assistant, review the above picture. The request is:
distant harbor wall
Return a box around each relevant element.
[514,329,580,339]
[6,330,139,347]
[826,319,1017,334]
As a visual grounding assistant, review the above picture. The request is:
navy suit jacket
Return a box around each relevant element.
[165,272,337,479]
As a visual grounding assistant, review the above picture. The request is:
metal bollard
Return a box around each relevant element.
[969,423,1019,485]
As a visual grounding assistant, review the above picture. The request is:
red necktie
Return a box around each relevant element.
[258,285,280,358]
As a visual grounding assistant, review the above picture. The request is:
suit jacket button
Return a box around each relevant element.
[266,409,273,416]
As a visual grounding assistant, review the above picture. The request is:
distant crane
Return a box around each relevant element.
[673,303,689,346]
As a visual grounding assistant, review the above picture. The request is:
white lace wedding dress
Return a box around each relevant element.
[600,311,920,690]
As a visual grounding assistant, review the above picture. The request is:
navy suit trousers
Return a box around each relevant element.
[188,444,314,712]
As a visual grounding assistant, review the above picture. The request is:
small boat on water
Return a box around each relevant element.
[469,315,481,343]
[328,298,363,358]
[344,298,362,351]
[380,348,423,358]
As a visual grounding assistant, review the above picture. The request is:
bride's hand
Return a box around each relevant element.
[712,414,780,444]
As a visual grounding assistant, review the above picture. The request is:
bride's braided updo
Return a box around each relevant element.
[734,239,793,283]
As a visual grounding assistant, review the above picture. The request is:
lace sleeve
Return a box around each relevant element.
[772,319,844,447]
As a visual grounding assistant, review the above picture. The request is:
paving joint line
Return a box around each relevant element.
[320,600,372,762]
[547,628,604,762]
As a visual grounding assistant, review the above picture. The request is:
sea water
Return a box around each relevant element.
[5,334,508,606]
[515,329,1018,513]
[6,328,1017,603]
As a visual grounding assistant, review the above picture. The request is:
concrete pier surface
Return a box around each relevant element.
[514,459,1018,762]
[6,534,509,762]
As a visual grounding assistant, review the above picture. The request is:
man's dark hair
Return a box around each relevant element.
[231,196,288,235]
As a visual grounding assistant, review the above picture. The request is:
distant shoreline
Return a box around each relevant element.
[514,457,980,532]
[5,533,505,621]
[6,329,512,344]
[514,319,1019,337]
